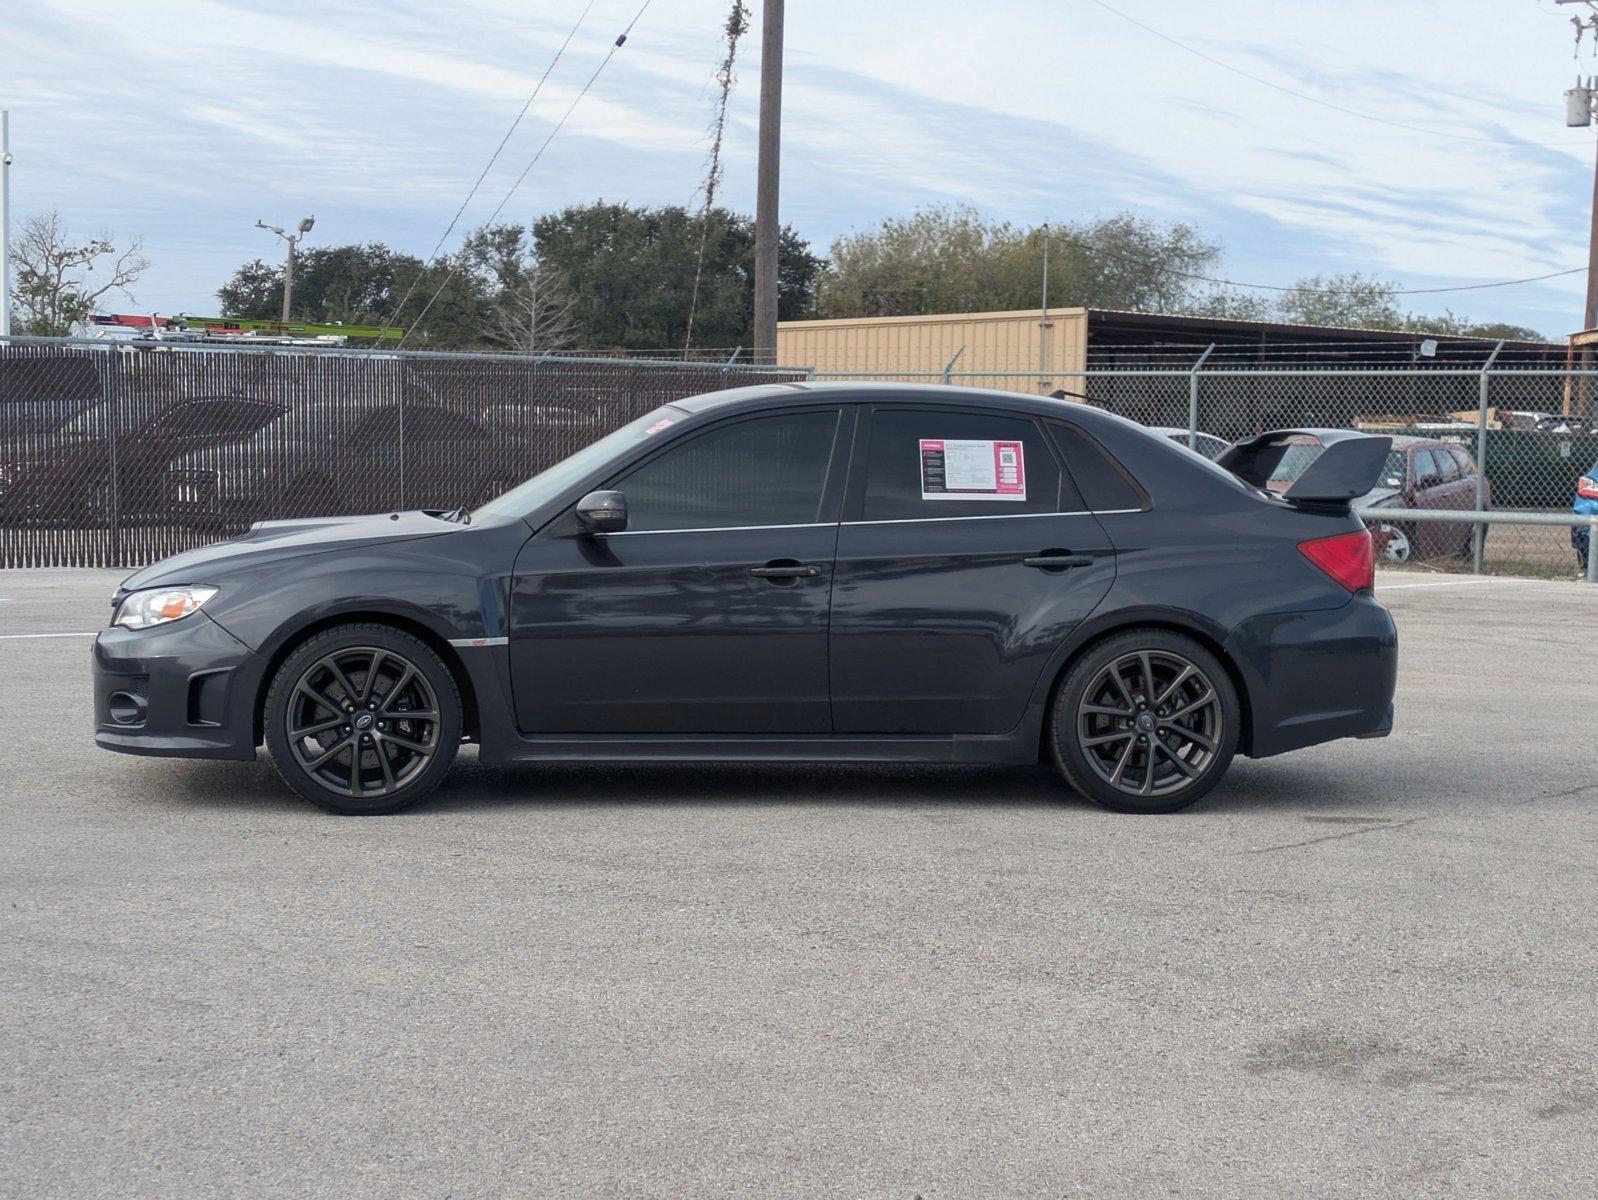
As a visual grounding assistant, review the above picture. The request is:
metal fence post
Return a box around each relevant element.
[943,346,965,386]
[98,346,122,567]
[1472,341,1504,575]
[1188,344,1215,448]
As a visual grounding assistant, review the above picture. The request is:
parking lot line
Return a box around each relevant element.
[0,631,98,640]
[1379,577,1514,590]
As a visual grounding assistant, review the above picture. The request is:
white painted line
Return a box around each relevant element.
[0,631,98,640]
[1379,578,1509,591]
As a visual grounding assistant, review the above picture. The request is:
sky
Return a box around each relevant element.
[4,0,1596,339]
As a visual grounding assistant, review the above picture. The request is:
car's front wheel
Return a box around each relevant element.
[1048,630,1239,814]
[263,623,462,815]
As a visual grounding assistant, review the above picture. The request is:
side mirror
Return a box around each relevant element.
[575,489,628,534]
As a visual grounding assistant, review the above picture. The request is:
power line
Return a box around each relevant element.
[372,0,600,344]
[1162,263,1586,296]
[1086,0,1590,149]
[400,0,657,347]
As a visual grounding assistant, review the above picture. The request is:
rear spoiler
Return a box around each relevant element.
[1216,429,1393,512]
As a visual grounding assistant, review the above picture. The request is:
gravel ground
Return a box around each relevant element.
[1,568,1595,1198]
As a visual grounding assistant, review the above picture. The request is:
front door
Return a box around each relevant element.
[829,406,1116,735]
[510,407,848,734]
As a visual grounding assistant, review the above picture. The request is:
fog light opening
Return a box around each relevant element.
[108,691,148,726]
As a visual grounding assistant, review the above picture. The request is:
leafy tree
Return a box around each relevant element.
[217,242,486,348]
[9,210,149,335]
[816,205,1227,317]
[529,201,823,351]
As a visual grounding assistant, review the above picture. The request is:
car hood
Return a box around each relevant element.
[119,511,458,590]
[1351,486,1403,511]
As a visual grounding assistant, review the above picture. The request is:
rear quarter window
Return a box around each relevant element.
[1047,422,1151,512]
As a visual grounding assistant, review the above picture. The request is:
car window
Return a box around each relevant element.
[617,409,840,532]
[1378,450,1408,490]
[1414,450,1441,487]
[154,400,280,439]
[861,409,1067,521]
[407,405,485,445]
[1434,448,1459,483]
[1451,446,1476,475]
[1048,422,1148,512]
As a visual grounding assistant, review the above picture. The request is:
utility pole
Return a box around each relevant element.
[1559,2,1598,331]
[1038,223,1051,388]
[1,111,12,339]
[256,214,315,324]
[752,0,783,364]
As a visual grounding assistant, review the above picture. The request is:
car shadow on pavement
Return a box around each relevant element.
[147,746,1417,818]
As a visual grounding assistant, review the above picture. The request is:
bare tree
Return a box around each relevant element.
[484,261,578,355]
[9,210,150,335]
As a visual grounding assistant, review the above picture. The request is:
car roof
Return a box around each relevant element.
[670,380,1150,439]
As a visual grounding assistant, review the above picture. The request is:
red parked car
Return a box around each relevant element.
[1268,433,1487,563]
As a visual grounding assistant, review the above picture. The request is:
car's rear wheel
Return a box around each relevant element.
[1379,521,1415,564]
[263,623,461,815]
[1048,630,1239,814]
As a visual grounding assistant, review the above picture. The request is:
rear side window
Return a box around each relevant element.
[1048,422,1150,512]
[1435,448,1460,483]
[859,409,1067,521]
[617,409,840,532]
[1450,446,1476,475]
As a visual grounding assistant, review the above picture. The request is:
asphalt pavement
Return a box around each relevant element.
[2,568,1595,1198]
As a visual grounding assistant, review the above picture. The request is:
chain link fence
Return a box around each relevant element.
[0,338,807,568]
[5,340,1596,578]
[814,365,1598,579]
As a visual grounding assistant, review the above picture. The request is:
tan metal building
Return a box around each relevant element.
[778,307,1567,392]
[777,308,1092,385]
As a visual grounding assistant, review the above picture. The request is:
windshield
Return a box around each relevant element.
[473,405,686,520]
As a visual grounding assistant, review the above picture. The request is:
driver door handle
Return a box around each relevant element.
[1022,553,1093,570]
[750,562,821,579]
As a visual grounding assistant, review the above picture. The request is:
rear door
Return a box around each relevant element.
[829,405,1116,735]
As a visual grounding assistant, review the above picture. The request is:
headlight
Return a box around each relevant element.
[113,585,219,629]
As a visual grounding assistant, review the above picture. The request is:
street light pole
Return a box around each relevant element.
[2,110,12,339]
[752,0,783,364]
[256,215,315,325]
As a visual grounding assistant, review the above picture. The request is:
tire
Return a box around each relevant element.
[263,623,461,815]
[1380,522,1416,564]
[1048,630,1240,815]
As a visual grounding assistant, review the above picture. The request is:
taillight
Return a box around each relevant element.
[1299,529,1375,593]
[1578,476,1598,500]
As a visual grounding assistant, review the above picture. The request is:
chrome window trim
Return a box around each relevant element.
[843,509,1142,527]
[594,509,1147,536]
[603,521,835,537]
[447,636,509,648]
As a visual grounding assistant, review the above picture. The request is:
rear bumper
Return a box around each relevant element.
[92,614,263,761]
[1225,594,1398,759]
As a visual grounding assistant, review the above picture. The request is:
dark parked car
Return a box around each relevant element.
[93,385,1398,817]
[1268,432,1486,563]
[167,399,499,529]
[0,396,283,523]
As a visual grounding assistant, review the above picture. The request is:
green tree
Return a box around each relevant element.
[216,242,486,348]
[529,201,823,351]
[816,205,1228,317]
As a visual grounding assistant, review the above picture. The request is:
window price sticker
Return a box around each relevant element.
[919,438,1026,501]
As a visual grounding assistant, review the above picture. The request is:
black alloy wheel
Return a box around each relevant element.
[1050,630,1239,814]
[264,623,461,814]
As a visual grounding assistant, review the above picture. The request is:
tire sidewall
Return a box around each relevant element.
[1049,630,1240,815]
[264,623,462,815]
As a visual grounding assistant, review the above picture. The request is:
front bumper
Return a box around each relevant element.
[1224,594,1398,759]
[92,613,263,760]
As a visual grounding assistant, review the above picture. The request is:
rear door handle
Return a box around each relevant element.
[750,562,821,579]
[1022,553,1093,570]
